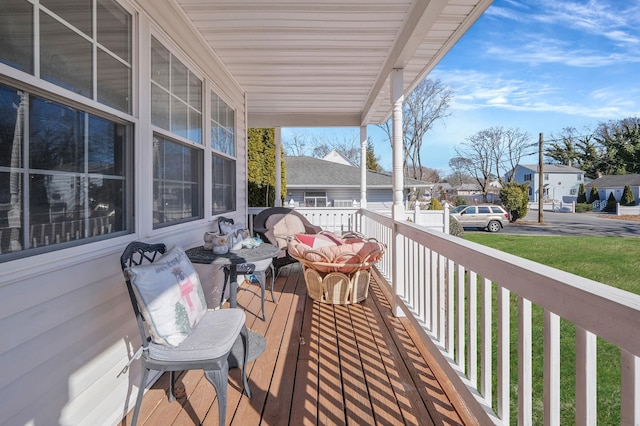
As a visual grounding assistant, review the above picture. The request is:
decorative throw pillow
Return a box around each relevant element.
[294,233,339,249]
[126,247,207,347]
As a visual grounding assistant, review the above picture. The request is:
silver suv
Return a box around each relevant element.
[450,205,509,232]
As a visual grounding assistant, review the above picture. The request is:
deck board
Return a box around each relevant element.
[120,263,476,425]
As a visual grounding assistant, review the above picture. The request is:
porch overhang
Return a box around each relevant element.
[172,0,492,128]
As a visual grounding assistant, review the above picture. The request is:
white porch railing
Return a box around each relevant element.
[247,206,448,234]
[353,209,640,425]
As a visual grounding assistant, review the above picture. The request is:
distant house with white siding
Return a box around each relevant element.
[506,164,585,203]
[285,156,432,209]
[585,174,640,205]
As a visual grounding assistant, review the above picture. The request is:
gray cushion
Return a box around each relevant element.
[148,308,246,361]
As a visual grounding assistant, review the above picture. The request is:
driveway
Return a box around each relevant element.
[489,210,640,237]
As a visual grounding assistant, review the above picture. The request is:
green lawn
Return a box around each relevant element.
[464,234,640,425]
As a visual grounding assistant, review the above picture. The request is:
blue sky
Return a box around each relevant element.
[282,0,640,175]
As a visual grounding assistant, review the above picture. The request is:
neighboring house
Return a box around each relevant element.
[285,156,433,209]
[506,164,585,203]
[585,174,640,205]
[441,181,501,203]
[322,149,357,167]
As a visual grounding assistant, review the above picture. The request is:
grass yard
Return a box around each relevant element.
[465,234,640,425]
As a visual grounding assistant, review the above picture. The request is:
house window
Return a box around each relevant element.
[211,92,235,156]
[577,174,582,181]
[211,90,236,214]
[151,37,202,144]
[153,135,203,227]
[0,83,131,260]
[544,173,549,181]
[524,173,532,181]
[0,0,132,113]
[212,154,235,214]
[304,192,327,207]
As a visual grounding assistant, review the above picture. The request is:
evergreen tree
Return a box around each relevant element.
[247,128,286,207]
[576,183,587,203]
[500,181,529,222]
[604,192,617,212]
[621,185,635,206]
[428,198,443,210]
[366,139,382,171]
[587,186,600,203]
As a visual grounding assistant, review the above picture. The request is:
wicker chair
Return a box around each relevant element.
[252,207,322,270]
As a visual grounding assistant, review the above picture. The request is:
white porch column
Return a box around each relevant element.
[391,68,405,317]
[360,126,367,209]
[274,127,282,207]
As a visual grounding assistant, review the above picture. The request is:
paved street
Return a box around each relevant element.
[487,210,640,237]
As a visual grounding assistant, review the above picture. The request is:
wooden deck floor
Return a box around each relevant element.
[120,264,479,426]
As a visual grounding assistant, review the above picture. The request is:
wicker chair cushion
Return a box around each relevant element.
[294,232,340,249]
[265,213,308,248]
[288,238,384,273]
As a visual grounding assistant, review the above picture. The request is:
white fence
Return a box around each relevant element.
[248,206,448,234]
[357,209,640,425]
[618,203,640,215]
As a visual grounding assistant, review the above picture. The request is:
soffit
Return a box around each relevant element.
[173,0,492,127]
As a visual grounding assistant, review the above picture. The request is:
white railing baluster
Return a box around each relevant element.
[518,297,532,425]
[431,249,438,334]
[446,258,455,357]
[498,285,510,424]
[456,263,466,372]
[544,310,561,426]
[575,325,596,425]
[481,277,492,404]
[468,271,478,388]
[438,254,446,346]
[621,350,639,425]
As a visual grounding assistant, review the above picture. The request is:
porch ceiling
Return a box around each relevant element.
[173,0,492,127]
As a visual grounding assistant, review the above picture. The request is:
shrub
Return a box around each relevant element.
[500,181,529,222]
[576,183,587,204]
[449,216,464,237]
[428,198,443,210]
[621,185,635,206]
[454,196,468,206]
[588,186,600,203]
[574,203,593,213]
[604,192,617,212]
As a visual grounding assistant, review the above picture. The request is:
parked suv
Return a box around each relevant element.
[450,205,509,232]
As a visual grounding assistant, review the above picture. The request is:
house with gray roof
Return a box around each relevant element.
[285,156,433,209]
[585,174,640,205]
[506,164,585,203]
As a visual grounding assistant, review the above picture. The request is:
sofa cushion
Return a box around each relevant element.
[294,233,340,249]
[126,247,208,347]
[265,213,308,248]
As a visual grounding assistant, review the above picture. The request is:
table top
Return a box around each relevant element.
[186,243,280,265]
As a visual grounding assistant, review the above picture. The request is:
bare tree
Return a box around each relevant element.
[455,126,531,200]
[283,131,310,156]
[447,157,474,186]
[309,130,360,164]
[377,78,453,181]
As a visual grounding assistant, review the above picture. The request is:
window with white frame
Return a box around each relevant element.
[544,173,549,180]
[151,37,202,144]
[0,0,133,113]
[0,83,132,260]
[152,135,203,227]
[150,37,204,227]
[524,173,532,181]
[577,174,582,181]
[211,91,236,214]
[304,192,327,207]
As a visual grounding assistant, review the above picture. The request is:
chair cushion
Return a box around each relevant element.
[265,213,307,248]
[148,308,246,361]
[294,233,340,249]
[127,247,207,347]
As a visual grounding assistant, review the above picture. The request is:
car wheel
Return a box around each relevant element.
[487,220,501,233]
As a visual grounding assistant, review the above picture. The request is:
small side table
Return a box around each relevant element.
[186,243,280,312]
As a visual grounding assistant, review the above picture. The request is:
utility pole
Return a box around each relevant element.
[538,132,544,223]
